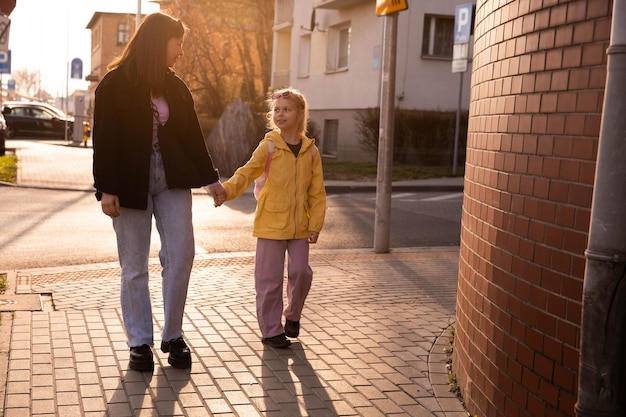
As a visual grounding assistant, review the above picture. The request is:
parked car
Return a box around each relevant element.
[1,101,88,140]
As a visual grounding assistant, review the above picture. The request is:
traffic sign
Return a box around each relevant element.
[71,58,83,79]
[0,49,10,74]
[454,3,474,44]
[376,0,408,16]
[0,14,10,53]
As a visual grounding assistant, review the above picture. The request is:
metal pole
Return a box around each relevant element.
[373,13,398,254]
[576,0,626,415]
[137,0,142,29]
[453,71,463,175]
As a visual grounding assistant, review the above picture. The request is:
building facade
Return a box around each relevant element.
[272,0,472,161]
[454,0,612,416]
[85,12,142,119]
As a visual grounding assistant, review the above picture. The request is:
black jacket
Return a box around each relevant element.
[92,67,220,210]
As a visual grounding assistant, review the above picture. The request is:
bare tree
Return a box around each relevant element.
[161,0,274,119]
[10,68,42,99]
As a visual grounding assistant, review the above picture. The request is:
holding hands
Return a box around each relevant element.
[207,182,227,207]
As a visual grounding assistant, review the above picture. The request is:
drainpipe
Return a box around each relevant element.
[576,0,626,416]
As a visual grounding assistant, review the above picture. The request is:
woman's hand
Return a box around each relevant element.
[308,231,319,244]
[207,182,227,207]
[101,193,120,218]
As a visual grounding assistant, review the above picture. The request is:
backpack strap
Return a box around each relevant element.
[264,140,274,179]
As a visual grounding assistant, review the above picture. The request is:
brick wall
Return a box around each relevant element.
[453,0,612,416]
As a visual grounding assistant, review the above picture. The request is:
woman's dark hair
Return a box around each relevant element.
[108,12,185,95]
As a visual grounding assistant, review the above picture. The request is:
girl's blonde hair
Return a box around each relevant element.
[266,87,309,137]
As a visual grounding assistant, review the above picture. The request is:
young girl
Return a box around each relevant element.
[220,87,326,348]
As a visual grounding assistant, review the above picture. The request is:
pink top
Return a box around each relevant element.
[151,95,169,146]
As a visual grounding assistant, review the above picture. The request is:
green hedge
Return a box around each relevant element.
[354,108,468,166]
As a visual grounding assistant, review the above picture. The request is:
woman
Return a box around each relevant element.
[93,12,226,372]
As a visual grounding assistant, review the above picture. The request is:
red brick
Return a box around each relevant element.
[554,137,573,158]
[564,114,585,135]
[583,114,602,136]
[559,159,580,181]
[551,70,569,90]
[562,46,582,68]
[546,114,565,134]
[545,49,562,70]
[548,181,570,203]
[546,294,567,321]
[549,4,567,26]
[536,135,554,155]
[554,25,573,47]
[581,42,607,66]
[555,205,576,228]
[586,0,611,18]
[569,68,590,89]
[566,0,587,23]
[573,20,594,44]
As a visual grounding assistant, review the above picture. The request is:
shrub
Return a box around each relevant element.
[354,108,468,167]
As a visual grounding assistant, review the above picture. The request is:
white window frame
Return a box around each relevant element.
[421,14,454,60]
[326,22,351,73]
[298,34,311,78]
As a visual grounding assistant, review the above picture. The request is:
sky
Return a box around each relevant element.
[6,0,161,98]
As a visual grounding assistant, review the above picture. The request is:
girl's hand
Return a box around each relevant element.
[308,231,319,244]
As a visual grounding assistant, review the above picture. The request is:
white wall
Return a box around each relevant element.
[273,0,473,161]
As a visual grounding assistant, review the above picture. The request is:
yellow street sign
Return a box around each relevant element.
[376,0,408,16]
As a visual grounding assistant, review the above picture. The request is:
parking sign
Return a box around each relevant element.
[454,3,474,44]
[0,49,10,74]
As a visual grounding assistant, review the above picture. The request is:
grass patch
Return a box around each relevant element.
[322,160,463,181]
[0,273,6,294]
[0,155,17,183]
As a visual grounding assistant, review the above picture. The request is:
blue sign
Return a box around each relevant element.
[454,3,474,44]
[71,58,83,79]
[0,49,10,74]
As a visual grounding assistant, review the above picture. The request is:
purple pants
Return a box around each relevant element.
[254,238,312,338]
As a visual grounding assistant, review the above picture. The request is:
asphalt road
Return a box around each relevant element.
[0,186,463,270]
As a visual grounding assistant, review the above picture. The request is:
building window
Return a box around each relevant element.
[422,14,454,59]
[323,120,338,156]
[326,23,350,72]
[298,35,311,78]
[117,23,131,45]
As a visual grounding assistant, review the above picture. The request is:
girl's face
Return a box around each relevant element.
[166,37,184,67]
[272,97,301,132]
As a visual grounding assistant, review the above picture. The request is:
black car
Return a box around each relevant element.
[2,101,76,139]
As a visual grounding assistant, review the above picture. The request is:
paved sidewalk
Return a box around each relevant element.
[0,140,468,416]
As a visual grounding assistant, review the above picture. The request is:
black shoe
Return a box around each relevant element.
[161,337,192,369]
[262,333,291,348]
[129,344,154,372]
[284,319,300,338]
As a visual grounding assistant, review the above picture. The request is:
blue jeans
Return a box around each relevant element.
[113,147,194,347]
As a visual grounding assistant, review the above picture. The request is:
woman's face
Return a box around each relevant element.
[166,36,184,67]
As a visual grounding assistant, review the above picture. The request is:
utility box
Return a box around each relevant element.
[73,96,86,146]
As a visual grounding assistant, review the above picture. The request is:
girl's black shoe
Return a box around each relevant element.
[262,333,291,348]
[284,319,300,338]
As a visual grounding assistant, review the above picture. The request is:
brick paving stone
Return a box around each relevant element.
[0,247,469,416]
